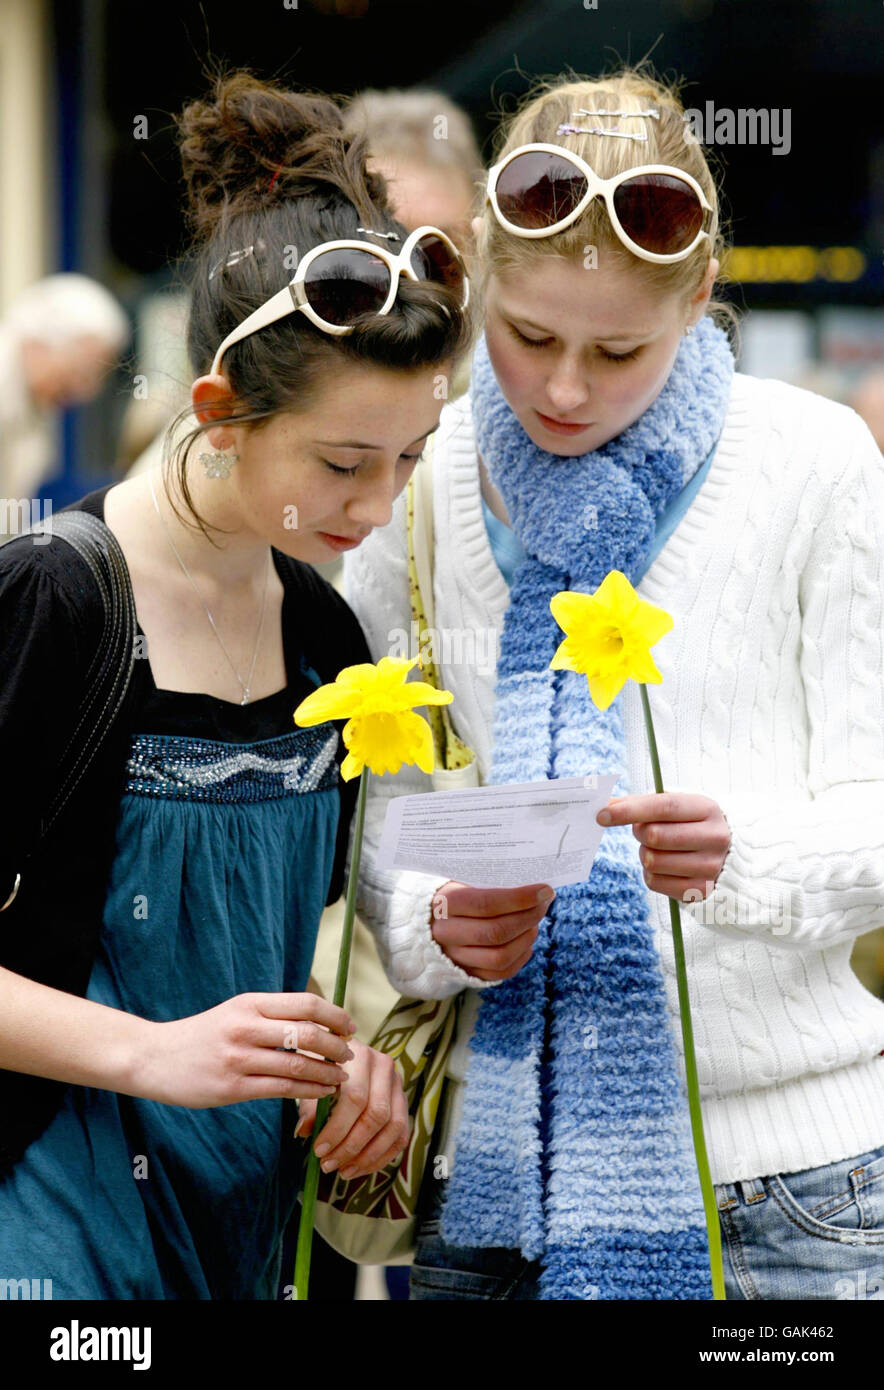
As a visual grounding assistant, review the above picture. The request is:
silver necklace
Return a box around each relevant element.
[148,470,271,706]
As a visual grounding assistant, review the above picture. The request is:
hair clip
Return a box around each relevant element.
[556,122,649,142]
[574,107,660,120]
[356,227,401,241]
[208,245,256,281]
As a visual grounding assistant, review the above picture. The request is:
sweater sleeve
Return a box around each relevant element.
[342,498,498,999]
[0,550,88,908]
[682,418,884,950]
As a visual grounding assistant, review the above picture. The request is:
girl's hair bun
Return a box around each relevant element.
[176,67,387,242]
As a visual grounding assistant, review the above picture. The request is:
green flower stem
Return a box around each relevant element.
[639,685,726,1302]
[293,768,369,1301]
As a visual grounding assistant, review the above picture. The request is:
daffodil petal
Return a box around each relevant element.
[588,667,628,710]
[624,648,664,683]
[293,683,362,726]
[595,569,639,614]
[632,600,674,647]
[395,680,454,709]
[336,663,385,690]
[411,713,436,774]
[549,635,577,671]
[550,589,598,632]
[340,750,363,781]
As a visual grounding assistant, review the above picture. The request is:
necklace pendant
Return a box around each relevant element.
[240,691,250,706]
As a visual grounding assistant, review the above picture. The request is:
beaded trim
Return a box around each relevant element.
[124,727,339,803]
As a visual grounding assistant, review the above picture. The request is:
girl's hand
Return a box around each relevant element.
[137,992,356,1108]
[429,881,555,981]
[294,1039,409,1180]
[597,793,731,902]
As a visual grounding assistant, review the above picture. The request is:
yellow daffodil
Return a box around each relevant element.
[293,655,453,780]
[549,570,673,710]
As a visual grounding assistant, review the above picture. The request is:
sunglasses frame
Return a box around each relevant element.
[210,224,469,376]
[486,142,713,265]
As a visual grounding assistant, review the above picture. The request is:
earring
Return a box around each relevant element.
[199,448,238,479]
[684,324,694,337]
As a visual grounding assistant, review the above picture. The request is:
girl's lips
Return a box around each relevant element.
[317,531,365,552]
[535,410,594,436]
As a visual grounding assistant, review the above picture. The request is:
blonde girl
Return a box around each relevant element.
[346,68,884,1301]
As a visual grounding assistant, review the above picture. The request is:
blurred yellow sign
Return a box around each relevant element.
[723,246,867,283]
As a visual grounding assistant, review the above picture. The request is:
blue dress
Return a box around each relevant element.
[0,621,344,1299]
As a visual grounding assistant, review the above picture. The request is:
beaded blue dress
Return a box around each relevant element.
[0,532,358,1300]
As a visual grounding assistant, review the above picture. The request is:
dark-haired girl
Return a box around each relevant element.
[0,71,473,1300]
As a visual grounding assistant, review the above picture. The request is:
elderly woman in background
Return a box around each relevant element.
[0,273,129,535]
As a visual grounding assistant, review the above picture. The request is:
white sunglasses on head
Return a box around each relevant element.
[486,142,713,265]
[209,225,469,376]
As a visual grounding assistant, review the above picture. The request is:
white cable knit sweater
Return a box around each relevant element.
[344,371,884,1186]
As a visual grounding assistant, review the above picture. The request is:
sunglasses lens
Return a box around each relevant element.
[495,151,588,230]
[410,233,466,300]
[612,174,704,255]
[303,248,390,326]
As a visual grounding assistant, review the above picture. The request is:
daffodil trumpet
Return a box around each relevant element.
[290,655,452,1299]
[550,570,726,1301]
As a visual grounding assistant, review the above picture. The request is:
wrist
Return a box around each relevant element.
[115,1013,161,1101]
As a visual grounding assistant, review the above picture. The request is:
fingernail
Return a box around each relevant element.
[321,1159,338,1173]
[314,1143,330,1158]
[537,888,555,906]
[597,810,612,825]
[339,1166,357,1180]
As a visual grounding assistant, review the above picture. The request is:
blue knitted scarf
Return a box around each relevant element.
[439,316,735,1299]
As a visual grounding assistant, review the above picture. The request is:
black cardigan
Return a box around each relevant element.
[0,485,369,1176]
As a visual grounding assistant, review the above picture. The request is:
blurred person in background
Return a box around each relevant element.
[0,274,129,536]
[343,86,483,259]
[343,88,482,407]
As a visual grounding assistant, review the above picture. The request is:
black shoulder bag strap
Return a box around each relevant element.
[0,510,138,912]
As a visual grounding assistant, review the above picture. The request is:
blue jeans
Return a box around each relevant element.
[409,1142,884,1301]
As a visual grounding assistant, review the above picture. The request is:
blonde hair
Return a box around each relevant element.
[343,88,484,203]
[478,66,732,323]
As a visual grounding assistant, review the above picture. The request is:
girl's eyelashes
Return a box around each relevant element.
[599,347,640,364]
[505,321,640,363]
[506,321,551,350]
[321,451,424,477]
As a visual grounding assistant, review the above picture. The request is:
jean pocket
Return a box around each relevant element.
[769,1148,884,1241]
[409,1261,513,1300]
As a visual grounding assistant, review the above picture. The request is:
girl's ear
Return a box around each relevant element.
[191,374,239,452]
[686,256,719,329]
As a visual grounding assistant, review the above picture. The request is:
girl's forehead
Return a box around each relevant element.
[488,262,674,334]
